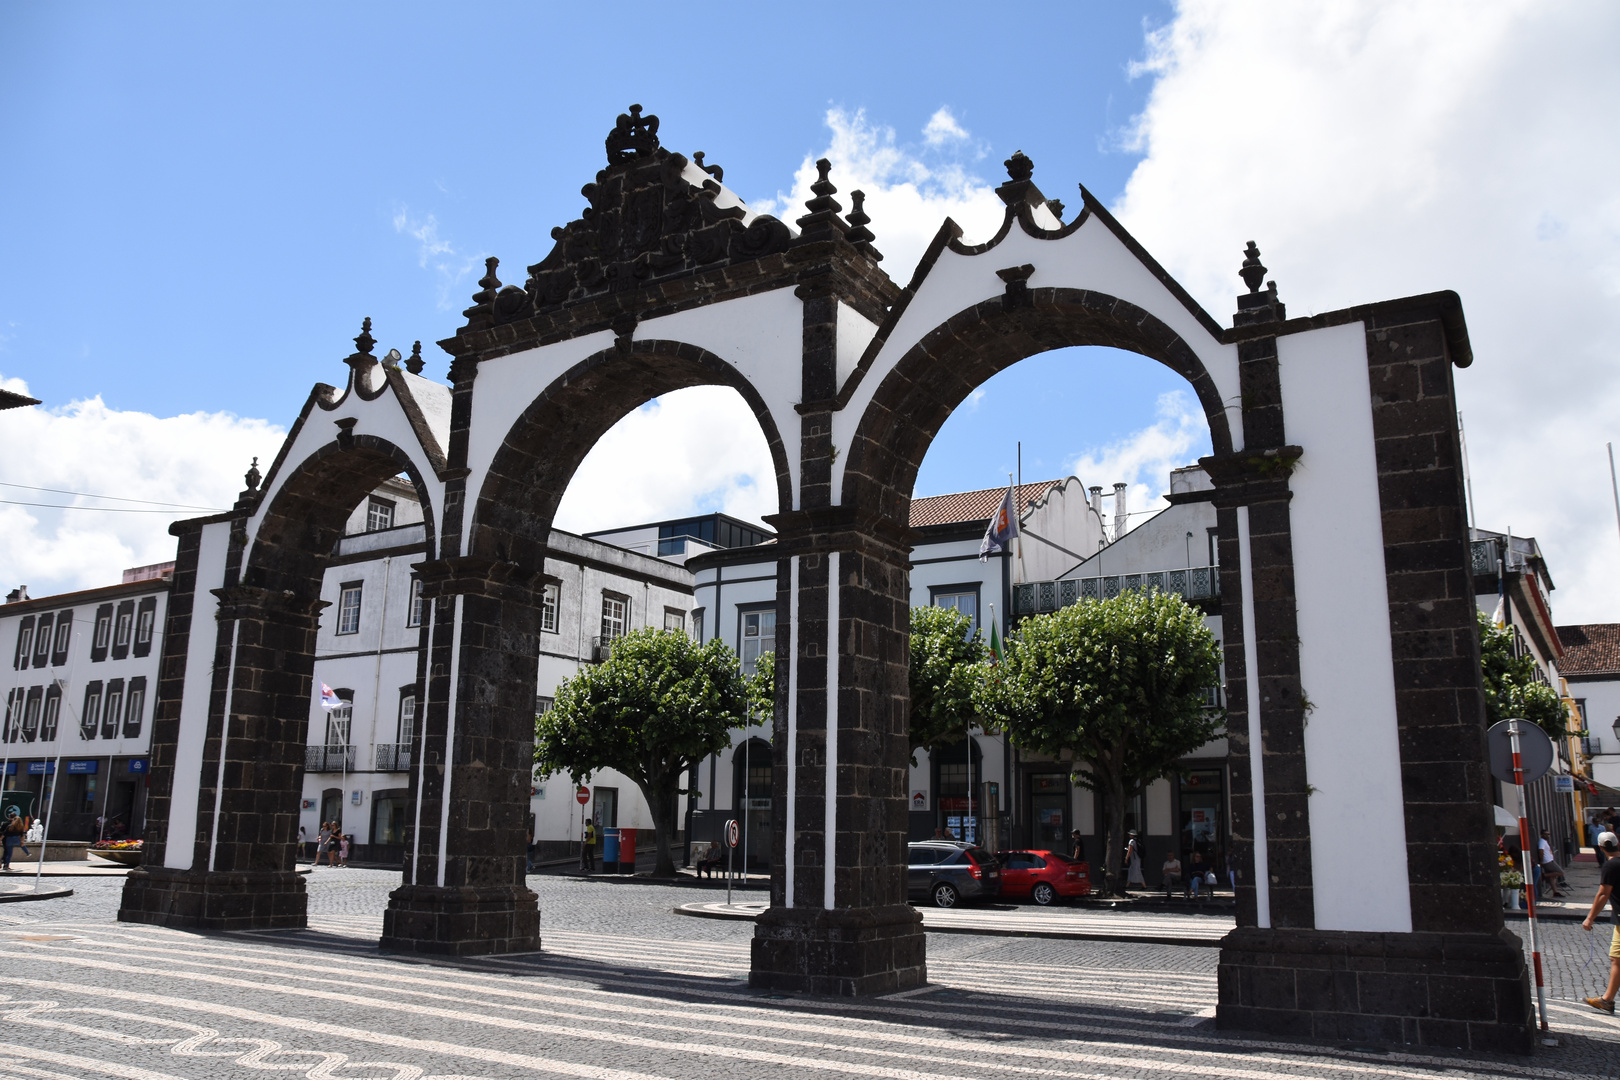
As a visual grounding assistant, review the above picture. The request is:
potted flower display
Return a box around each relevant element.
[89,839,143,867]
[1500,865,1524,909]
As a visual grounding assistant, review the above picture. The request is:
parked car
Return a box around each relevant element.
[993,849,1091,905]
[907,841,1001,908]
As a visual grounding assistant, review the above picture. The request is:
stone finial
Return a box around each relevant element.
[844,190,883,262]
[1004,151,1034,183]
[994,150,1044,208]
[472,258,501,305]
[692,151,723,182]
[244,456,261,493]
[605,104,661,163]
[796,158,847,238]
[405,340,424,375]
[353,317,376,356]
[1239,241,1267,294]
[1046,199,1065,221]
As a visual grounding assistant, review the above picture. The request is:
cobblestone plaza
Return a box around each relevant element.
[0,870,1614,1079]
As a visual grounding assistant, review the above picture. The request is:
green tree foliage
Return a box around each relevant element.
[1477,610,1569,737]
[988,589,1221,897]
[535,628,752,876]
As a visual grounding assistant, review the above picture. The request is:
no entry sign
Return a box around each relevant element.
[726,819,740,847]
[575,786,590,805]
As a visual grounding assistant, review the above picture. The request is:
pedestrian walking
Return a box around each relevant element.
[1581,830,1620,1014]
[1,807,26,871]
[1124,831,1146,891]
[1069,829,1086,863]
[338,833,350,868]
[1162,851,1183,898]
[297,825,308,861]
[316,822,334,867]
[580,819,597,873]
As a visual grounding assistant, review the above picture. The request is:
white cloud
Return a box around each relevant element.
[1113,0,1620,622]
[392,204,482,311]
[1065,391,1210,522]
[922,107,970,147]
[0,374,284,598]
[752,108,1007,284]
[553,387,778,534]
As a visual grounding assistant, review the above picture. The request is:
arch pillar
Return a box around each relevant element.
[380,555,542,956]
[749,509,926,996]
[120,583,319,930]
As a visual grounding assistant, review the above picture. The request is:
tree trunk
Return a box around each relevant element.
[1102,765,1128,898]
[638,778,680,878]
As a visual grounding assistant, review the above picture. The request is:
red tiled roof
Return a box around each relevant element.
[910,482,1060,528]
[1555,623,1620,677]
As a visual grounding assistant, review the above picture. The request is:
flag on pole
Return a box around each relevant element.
[988,618,1004,665]
[319,683,344,711]
[979,484,1020,562]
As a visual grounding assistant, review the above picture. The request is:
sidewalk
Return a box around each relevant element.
[1510,850,1606,921]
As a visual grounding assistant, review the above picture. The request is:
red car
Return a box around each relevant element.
[994,849,1091,905]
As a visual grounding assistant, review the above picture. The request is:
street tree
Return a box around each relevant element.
[535,627,752,876]
[1477,610,1569,737]
[989,589,1221,897]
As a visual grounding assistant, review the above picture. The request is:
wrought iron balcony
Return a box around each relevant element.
[304,745,355,772]
[374,743,412,772]
[1013,565,1219,616]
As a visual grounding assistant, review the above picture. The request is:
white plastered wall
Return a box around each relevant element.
[163,519,230,869]
[832,214,1246,501]
[1279,321,1412,934]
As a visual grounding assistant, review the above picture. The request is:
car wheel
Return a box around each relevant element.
[932,882,960,908]
[1031,882,1057,906]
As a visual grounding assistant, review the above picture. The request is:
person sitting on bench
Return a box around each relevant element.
[696,842,727,879]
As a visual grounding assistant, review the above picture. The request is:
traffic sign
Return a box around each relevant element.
[576,786,590,805]
[1486,719,1553,784]
[726,819,740,848]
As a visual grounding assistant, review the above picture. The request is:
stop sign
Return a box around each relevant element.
[576,786,590,805]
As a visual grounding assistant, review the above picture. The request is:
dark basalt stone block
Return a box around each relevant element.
[750,904,926,997]
[117,866,308,931]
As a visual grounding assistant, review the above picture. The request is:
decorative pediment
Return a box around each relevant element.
[477,105,795,327]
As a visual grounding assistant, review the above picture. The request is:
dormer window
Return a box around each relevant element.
[366,497,396,532]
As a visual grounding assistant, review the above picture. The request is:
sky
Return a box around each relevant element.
[2,2,1618,622]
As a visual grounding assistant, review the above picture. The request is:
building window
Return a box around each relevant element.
[326,692,353,748]
[112,601,134,659]
[21,689,41,742]
[124,676,146,738]
[32,613,52,667]
[12,617,32,670]
[398,692,416,744]
[40,686,60,742]
[82,682,103,740]
[931,586,979,634]
[739,606,776,675]
[407,579,424,628]
[133,597,157,657]
[600,594,628,642]
[3,690,19,742]
[92,604,112,662]
[535,695,554,719]
[541,583,559,634]
[366,497,396,532]
[102,680,123,740]
[691,608,704,642]
[51,612,72,665]
[336,583,363,635]
[664,608,685,633]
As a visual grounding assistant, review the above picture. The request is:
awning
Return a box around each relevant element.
[1493,804,1519,829]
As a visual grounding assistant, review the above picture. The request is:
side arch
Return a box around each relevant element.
[841,288,1235,519]
[468,338,794,569]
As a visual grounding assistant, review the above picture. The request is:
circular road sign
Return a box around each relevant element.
[575,786,590,805]
[726,819,740,848]
[1486,719,1554,785]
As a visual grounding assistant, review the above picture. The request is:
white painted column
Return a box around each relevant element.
[164,521,231,871]
[823,551,839,911]
[1236,507,1271,929]
[784,556,799,908]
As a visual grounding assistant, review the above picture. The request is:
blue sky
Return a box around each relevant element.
[3,3,1619,621]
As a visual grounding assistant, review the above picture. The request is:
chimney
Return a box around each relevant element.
[5,586,27,605]
[1113,483,1129,541]
[1088,485,1103,517]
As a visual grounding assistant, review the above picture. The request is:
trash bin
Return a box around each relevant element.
[618,828,636,874]
[602,827,620,873]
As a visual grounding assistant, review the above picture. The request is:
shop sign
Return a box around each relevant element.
[350,790,363,805]
[27,762,53,775]
[301,799,315,809]
[128,759,149,773]
[1553,775,1575,794]
[911,790,928,811]
[66,760,98,774]
[0,762,14,775]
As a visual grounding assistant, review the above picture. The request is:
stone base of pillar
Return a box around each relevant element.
[749,904,926,997]
[379,883,540,956]
[117,866,308,931]
[1217,926,1534,1055]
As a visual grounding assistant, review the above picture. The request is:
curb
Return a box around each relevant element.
[672,902,1228,948]
[0,886,74,903]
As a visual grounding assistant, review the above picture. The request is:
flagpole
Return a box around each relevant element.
[1010,473,1027,586]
